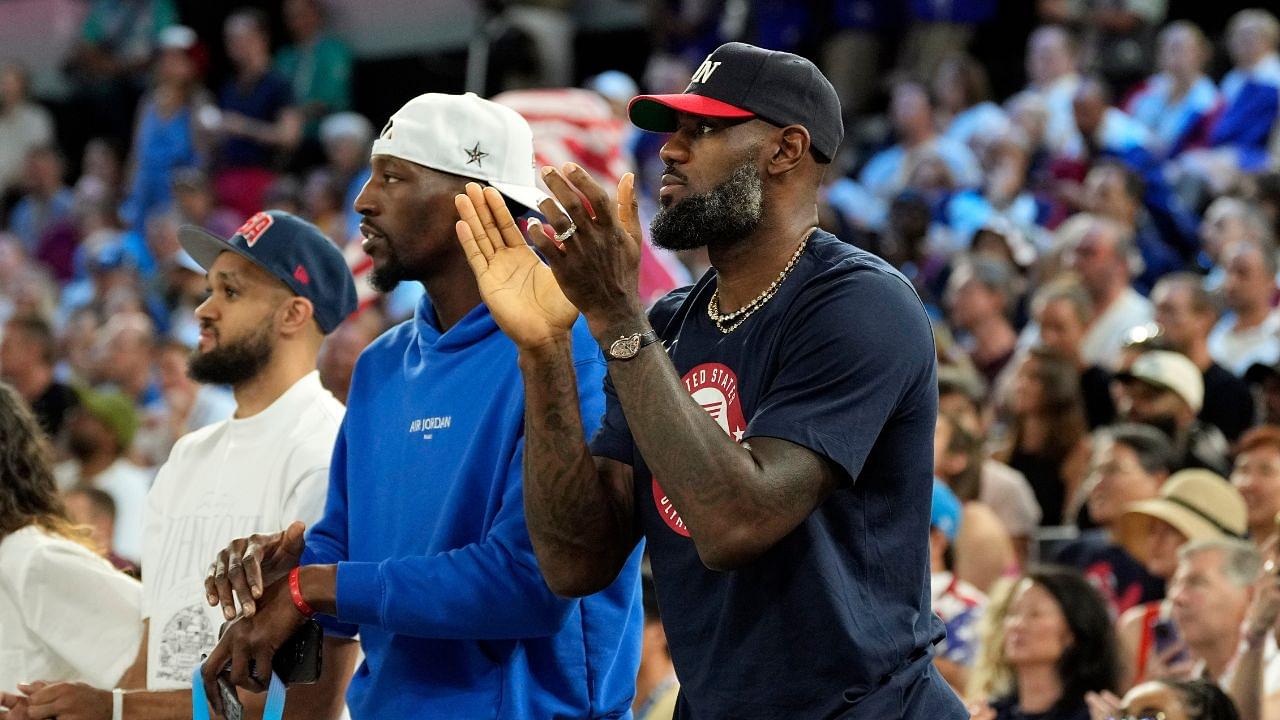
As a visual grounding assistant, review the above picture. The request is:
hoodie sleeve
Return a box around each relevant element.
[331,344,607,640]
[334,436,582,639]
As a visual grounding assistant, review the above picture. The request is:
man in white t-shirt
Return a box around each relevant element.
[1069,216,1154,370]
[14,211,360,719]
[1209,238,1280,376]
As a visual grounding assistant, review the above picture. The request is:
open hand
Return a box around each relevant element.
[531,164,646,340]
[454,183,578,350]
[205,522,306,620]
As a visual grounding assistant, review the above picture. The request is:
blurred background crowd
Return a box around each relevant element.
[4,0,1280,718]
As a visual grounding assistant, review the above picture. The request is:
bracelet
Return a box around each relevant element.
[112,688,123,720]
[288,566,316,618]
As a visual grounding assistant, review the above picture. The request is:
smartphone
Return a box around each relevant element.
[216,676,245,720]
[218,619,324,686]
[272,619,324,685]
[1152,618,1189,665]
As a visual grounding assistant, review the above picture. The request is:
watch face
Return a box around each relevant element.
[610,334,641,359]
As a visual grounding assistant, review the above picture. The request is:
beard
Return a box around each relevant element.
[650,154,764,252]
[188,318,275,386]
[371,248,409,293]
[368,241,412,293]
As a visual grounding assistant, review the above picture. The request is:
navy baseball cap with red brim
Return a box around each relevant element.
[179,210,357,334]
[628,93,755,130]
[627,42,843,162]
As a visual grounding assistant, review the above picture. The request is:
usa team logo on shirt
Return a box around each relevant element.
[235,212,274,247]
[653,363,746,537]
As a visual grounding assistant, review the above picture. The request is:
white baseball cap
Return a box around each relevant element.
[371,92,547,213]
[1118,350,1205,413]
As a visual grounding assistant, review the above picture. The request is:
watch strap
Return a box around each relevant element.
[607,330,660,360]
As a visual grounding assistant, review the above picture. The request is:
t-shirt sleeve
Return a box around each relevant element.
[19,541,143,688]
[282,465,331,529]
[743,265,935,483]
[281,424,339,529]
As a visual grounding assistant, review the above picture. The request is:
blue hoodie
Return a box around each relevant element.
[301,294,642,719]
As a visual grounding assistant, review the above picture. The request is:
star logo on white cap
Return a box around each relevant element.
[464,142,488,168]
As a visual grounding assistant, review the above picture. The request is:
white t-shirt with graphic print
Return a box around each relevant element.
[140,371,341,689]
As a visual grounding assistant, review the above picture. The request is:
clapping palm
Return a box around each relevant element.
[455,184,579,348]
[455,173,645,349]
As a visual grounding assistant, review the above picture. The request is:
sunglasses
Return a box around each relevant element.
[1111,713,1166,720]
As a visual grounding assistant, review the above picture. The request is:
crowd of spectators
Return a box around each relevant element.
[3,1,1280,718]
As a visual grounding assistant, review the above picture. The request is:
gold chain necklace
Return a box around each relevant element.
[707,227,816,334]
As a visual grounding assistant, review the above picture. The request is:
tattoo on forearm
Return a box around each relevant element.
[606,339,832,543]
[521,344,633,579]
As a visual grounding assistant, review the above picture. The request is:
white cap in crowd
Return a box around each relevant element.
[1118,350,1205,414]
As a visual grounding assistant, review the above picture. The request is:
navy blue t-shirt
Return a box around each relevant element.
[591,231,966,719]
[218,70,293,168]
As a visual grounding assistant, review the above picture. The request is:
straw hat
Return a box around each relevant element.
[1118,468,1248,563]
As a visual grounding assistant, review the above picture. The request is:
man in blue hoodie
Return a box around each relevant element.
[201,93,643,719]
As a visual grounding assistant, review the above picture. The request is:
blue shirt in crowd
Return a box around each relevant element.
[1211,54,1280,172]
[122,99,202,230]
[218,71,293,168]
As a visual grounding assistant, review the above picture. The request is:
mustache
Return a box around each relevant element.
[360,218,388,238]
[662,164,688,183]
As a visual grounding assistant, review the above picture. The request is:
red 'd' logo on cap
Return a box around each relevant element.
[235,212,274,247]
[293,264,310,285]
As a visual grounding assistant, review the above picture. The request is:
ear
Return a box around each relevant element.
[766,125,811,177]
[277,296,317,338]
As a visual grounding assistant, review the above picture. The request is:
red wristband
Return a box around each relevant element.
[288,566,316,618]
